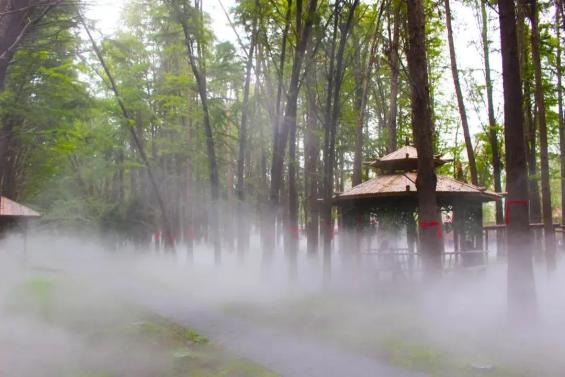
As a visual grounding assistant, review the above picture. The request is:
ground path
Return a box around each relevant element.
[129,286,426,377]
[27,246,425,377]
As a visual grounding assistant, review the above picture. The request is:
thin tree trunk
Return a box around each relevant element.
[264,0,292,263]
[529,0,556,271]
[498,0,536,321]
[387,3,400,154]
[557,7,565,227]
[321,2,339,276]
[322,0,359,280]
[304,64,319,259]
[518,13,542,223]
[174,2,221,264]
[82,18,176,251]
[480,0,503,224]
[445,0,478,185]
[284,0,318,278]
[353,3,386,185]
[236,3,259,261]
[406,0,443,274]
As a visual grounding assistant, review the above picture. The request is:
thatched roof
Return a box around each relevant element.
[334,172,501,203]
[367,146,449,172]
[0,196,41,218]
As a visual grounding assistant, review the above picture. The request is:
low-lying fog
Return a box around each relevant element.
[1,230,564,376]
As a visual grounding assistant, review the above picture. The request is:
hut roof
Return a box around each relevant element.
[367,146,449,172]
[0,196,41,218]
[334,172,501,203]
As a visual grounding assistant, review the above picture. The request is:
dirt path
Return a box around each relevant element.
[132,288,425,377]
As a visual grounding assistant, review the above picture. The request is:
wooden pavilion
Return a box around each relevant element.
[0,196,41,236]
[333,146,502,269]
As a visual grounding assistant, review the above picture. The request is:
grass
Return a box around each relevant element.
[223,293,538,377]
[3,273,279,377]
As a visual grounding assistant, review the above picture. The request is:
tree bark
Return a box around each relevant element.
[445,0,478,185]
[498,0,536,321]
[304,64,319,259]
[352,3,385,185]
[322,0,358,280]
[264,0,292,264]
[406,0,443,274]
[517,11,542,223]
[387,3,400,155]
[174,1,222,264]
[528,0,556,271]
[479,0,503,224]
[557,7,565,227]
[284,0,318,278]
[236,2,259,261]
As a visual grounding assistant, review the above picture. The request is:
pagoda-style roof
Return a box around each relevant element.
[334,172,501,203]
[367,146,449,172]
[0,196,41,218]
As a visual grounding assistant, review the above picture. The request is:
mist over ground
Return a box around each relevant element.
[1,231,564,377]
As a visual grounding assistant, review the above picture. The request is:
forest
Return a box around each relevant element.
[2,0,565,376]
[2,1,563,265]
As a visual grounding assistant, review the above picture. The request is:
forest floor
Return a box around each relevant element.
[3,237,564,377]
[0,267,278,377]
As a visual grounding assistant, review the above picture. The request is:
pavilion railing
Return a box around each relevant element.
[359,249,489,273]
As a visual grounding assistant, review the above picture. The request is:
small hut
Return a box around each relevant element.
[333,146,501,269]
[0,196,41,236]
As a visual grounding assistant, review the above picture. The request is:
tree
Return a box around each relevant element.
[406,0,443,274]
[236,0,260,260]
[0,0,62,204]
[498,0,536,320]
[528,0,556,271]
[0,0,62,91]
[81,17,177,250]
[479,0,503,224]
[264,0,292,263]
[445,0,478,185]
[284,0,318,277]
[557,5,565,227]
[170,0,222,264]
[321,0,359,279]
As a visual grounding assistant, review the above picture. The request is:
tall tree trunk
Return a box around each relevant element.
[498,0,536,320]
[304,65,320,259]
[557,7,565,227]
[0,1,59,91]
[528,0,556,271]
[322,0,359,280]
[518,12,542,223]
[236,3,259,261]
[284,0,318,278]
[0,1,58,208]
[445,0,478,185]
[353,3,386,186]
[264,0,292,264]
[480,0,503,224]
[387,3,401,154]
[174,2,221,264]
[321,1,339,278]
[406,0,443,274]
